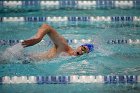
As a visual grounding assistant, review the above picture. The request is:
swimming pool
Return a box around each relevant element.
[0,0,140,93]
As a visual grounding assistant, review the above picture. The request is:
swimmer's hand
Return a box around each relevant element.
[21,40,31,47]
[21,38,41,47]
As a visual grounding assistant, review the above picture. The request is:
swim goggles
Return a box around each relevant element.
[81,45,88,54]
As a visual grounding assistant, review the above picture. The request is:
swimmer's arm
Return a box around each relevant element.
[22,24,51,47]
[22,24,67,48]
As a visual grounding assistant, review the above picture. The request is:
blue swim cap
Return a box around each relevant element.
[81,44,94,52]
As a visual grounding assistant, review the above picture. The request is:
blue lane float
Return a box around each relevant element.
[24,17,46,22]
[0,17,2,22]
[0,40,19,46]
[1,75,139,84]
[107,39,128,44]
[96,0,115,8]
[0,77,2,84]
[68,16,90,21]
[0,1,3,7]
[59,0,77,8]
[111,16,133,22]
[22,1,40,6]
[134,0,140,7]
[36,76,70,84]
[104,75,137,84]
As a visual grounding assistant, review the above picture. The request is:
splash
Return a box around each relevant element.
[93,35,114,56]
[2,43,24,61]
[96,46,114,56]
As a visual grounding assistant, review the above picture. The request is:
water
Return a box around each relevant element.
[1,22,139,75]
[0,2,140,93]
[1,83,140,93]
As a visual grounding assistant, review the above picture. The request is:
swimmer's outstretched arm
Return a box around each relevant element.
[22,24,63,47]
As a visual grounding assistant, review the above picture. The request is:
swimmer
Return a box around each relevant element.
[22,24,94,60]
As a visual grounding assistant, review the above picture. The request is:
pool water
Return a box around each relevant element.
[0,2,140,93]
[1,83,140,93]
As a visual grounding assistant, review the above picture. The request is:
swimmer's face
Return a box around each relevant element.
[75,45,89,56]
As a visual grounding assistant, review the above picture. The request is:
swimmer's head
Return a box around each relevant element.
[75,44,94,56]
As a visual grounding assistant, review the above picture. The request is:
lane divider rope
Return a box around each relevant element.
[0,0,139,9]
[0,75,139,84]
[1,16,140,22]
[0,39,140,46]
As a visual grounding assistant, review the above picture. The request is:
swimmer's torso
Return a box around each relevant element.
[31,47,57,60]
[31,45,74,60]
